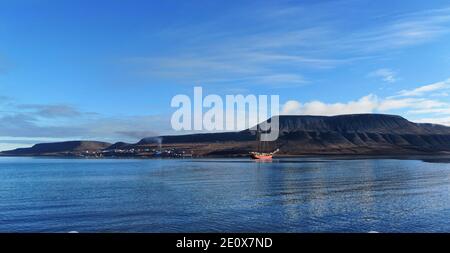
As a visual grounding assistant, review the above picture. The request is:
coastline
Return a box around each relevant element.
[2,153,450,163]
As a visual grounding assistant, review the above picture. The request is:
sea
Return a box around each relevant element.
[0,157,449,232]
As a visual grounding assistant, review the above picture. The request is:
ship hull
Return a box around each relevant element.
[250,149,278,160]
[250,154,273,160]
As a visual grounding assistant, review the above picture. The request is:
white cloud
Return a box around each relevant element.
[339,8,450,52]
[377,98,416,111]
[396,78,450,97]
[407,108,450,115]
[18,104,83,118]
[282,95,448,116]
[431,92,449,97]
[368,68,397,83]
[281,77,450,118]
[125,5,450,86]
[415,117,450,126]
[281,94,378,116]
[378,98,446,111]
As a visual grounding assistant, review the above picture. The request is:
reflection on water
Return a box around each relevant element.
[0,157,449,232]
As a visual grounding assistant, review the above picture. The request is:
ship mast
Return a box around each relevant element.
[256,125,267,153]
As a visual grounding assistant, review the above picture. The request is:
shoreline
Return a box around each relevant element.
[2,153,450,163]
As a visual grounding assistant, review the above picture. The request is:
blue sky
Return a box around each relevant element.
[1,0,450,150]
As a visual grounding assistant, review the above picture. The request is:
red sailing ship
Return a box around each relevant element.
[250,125,279,160]
[250,149,279,160]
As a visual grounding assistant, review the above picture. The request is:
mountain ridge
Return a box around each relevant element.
[0,141,111,156]
[2,114,450,156]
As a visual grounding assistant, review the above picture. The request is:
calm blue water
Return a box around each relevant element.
[0,157,449,232]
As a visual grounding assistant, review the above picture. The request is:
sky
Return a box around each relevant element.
[1,0,450,150]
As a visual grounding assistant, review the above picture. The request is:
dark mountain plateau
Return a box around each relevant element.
[3,114,450,157]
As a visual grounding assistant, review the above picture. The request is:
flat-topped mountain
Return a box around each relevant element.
[2,114,450,156]
[274,114,450,134]
[135,114,450,155]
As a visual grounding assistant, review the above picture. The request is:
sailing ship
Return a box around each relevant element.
[250,127,279,160]
[250,149,279,160]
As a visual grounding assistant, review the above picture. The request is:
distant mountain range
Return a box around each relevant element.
[1,141,111,156]
[3,114,450,157]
